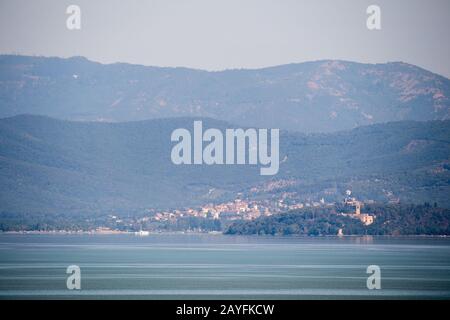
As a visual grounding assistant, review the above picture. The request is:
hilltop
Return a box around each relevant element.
[1,55,449,132]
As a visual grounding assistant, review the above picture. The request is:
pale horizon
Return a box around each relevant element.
[1,0,449,77]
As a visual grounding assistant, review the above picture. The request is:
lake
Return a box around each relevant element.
[0,234,449,299]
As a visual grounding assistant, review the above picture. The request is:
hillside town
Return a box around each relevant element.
[96,189,376,235]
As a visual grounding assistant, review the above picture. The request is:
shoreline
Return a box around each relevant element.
[0,231,449,238]
[0,230,223,236]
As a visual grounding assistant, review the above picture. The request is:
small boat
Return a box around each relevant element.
[135,230,150,236]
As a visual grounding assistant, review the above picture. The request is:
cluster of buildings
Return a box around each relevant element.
[341,191,375,225]
[152,199,268,222]
[150,193,340,223]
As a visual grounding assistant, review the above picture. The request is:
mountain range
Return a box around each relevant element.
[1,55,449,132]
[0,55,449,216]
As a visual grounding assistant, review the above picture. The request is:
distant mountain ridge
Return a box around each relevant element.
[0,115,449,215]
[0,55,449,132]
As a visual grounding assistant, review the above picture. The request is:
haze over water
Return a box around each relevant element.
[0,234,449,299]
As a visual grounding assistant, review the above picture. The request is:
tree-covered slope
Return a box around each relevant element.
[0,115,449,214]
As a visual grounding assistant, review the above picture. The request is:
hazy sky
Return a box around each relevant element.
[0,0,449,77]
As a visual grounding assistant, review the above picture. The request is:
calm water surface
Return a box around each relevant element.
[0,234,449,299]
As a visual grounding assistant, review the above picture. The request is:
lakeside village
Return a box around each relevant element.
[86,190,377,236]
[5,187,381,235]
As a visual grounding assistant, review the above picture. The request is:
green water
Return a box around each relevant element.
[0,234,449,299]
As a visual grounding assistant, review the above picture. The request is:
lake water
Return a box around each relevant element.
[0,234,449,299]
